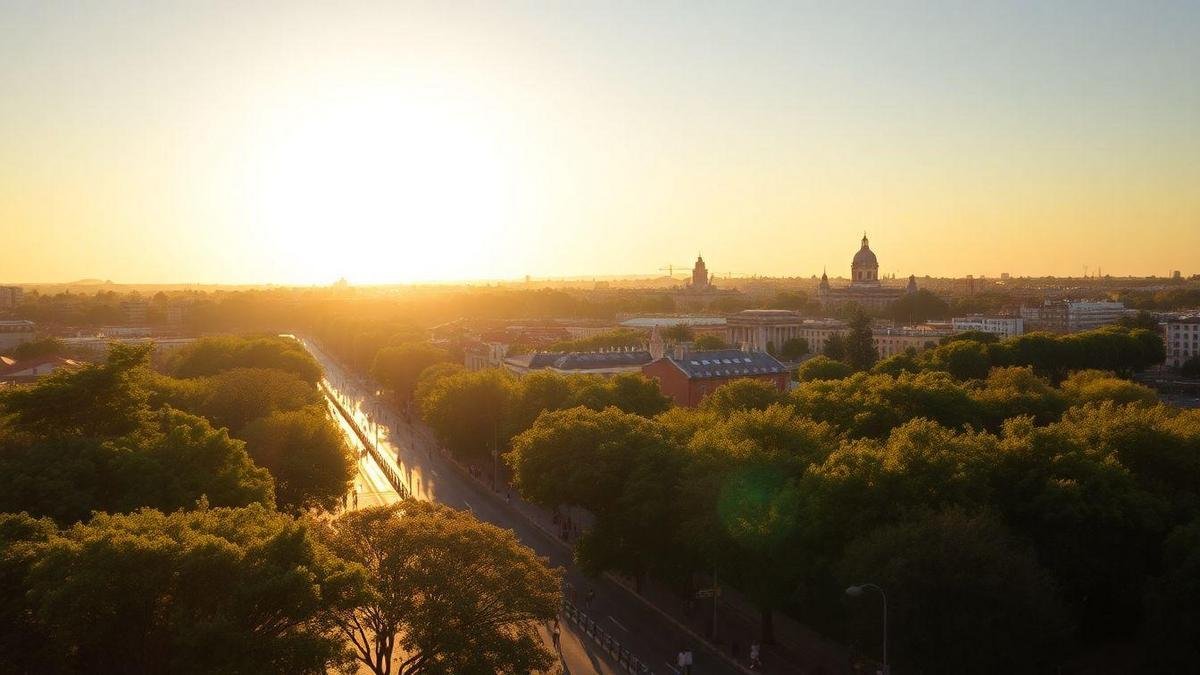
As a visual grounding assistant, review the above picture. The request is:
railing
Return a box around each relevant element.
[321,381,410,500]
[562,601,655,674]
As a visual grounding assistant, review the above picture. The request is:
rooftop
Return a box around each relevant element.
[664,348,786,379]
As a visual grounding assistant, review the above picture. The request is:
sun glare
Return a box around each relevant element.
[251,95,515,284]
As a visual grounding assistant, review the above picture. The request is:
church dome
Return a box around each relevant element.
[852,235,878,268]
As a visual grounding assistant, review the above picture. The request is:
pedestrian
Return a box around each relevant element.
[505,490,511,504]
[585,587,595,609]
[683,648,694,674]
[352,488,359,509]
[551,619,561,649]
[677,649,687,674]
[750,642,761,670]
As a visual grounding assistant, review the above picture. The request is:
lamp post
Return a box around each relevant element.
[846,583,888,675]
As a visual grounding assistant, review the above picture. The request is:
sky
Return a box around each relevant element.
[1,1,1197,285]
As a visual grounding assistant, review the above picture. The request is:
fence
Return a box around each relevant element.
[563,600,656,674]
[321,381,410,500]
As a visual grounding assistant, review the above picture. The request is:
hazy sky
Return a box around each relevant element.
[2,1,1197,284]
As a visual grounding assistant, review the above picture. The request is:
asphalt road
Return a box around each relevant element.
[302,337,742,675]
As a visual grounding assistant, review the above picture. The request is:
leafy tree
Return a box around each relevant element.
[412,362,466,404]
[371,343,450,402]
[1117,310,1159,331]
[870,349,922,377]
[823,333,847,361]
[240,408,354,512]
[419,369,516,464]
[0,506,361,674]
[319,502,560,675]
[509,407,684,580]
[662,323,694,342]
[680,406,841,642]
[10,337,63,360]
[888,289,950,324]
[1180,355,1200,379]
[546,329,644,353]
[927,339,991,380]
[1,342,152,438]
[700,378,784,415]
[939,330,999,345]
[180,367,322,434]
[169,335,322,383]
[693,334,729,350]
[779,337,809,361]
[1140,518,1200,671]
[838,509,1070,674]
[1059,370,1158,407]
[970,366,1065,430]
[844,312,878,371]
[791,371,983,439]
[606,372,672,417]
[796,356,854,382]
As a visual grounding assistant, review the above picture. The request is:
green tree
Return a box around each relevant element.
[663,323,694,342]
[319,502,561,675]
[928,339,991,380]
[700,378,784,415]
[1060,370,1158,406]
[371,343,450,402]
[418,369,516,465]
[240,408,354,512]
[779,337,809,361]
[870,349,923,377]
[1180,355,1200,379]
[796,356,854,382]
[169,335,322,383]
[888,289,950,324]
[509,407,684,580]
[693,334,730,350]
[1140,518,1200,671]
[838,509,1070,674]
[823,333,847,361]
[0,506,361,674]
[844,312,878,371]
[681,406,841,642]
[10,337,63,360]
[186,367,321,434]
[606,372,672,417]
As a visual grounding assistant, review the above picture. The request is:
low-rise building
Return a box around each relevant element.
[0,286,23,309]
[0,320,36,351]
[1022,300,1128,333]
[0,355,84,384]
[872,327,953,358]
[1164,315,1200,368]
[951,315,1025,339]
[727,310,849,353]
[642,347,790,407]
[464,341,509,371]
[503,349,654,377]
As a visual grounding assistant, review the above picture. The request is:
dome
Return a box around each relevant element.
[852,237,878,268]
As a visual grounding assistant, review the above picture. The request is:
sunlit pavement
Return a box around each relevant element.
[308,339,648,675]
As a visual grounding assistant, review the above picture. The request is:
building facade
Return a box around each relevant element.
[817,234,915,311]
[0,286,23,309]
[0,320,36,351]
[1164,316,1200,368]
[641,348,789,407]
[1022,300,1128,333]
[726,310,850,354]
[951,315,1025,339]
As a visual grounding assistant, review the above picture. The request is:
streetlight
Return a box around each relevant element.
[846,583,888,675]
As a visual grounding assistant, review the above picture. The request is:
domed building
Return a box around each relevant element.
[817,233,916,311]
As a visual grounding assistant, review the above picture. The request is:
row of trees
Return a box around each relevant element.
[502,378,1200,672]
[807,323,1165,384]
[417,368,672,466]
[0,338,564,673]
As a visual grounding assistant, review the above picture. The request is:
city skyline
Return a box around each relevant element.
[2,2,1198,284]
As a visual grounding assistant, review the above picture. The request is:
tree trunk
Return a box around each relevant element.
[761,606,776,645]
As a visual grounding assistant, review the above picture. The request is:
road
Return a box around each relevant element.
[303,337,743,675]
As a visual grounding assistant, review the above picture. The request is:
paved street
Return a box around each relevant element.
[302,337,744,675]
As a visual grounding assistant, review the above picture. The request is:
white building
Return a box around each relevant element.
[1022,300,1128,333]
[0,286,23,309]
[951,315,1025,339]
[0,320,36,351]
[1164,315,1200,368]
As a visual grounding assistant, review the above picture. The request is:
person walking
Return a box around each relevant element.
[551,619,561,650]
[750,642,761,670]
[584,587,595,610]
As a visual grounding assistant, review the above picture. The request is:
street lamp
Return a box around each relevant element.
[846,583,888,675]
